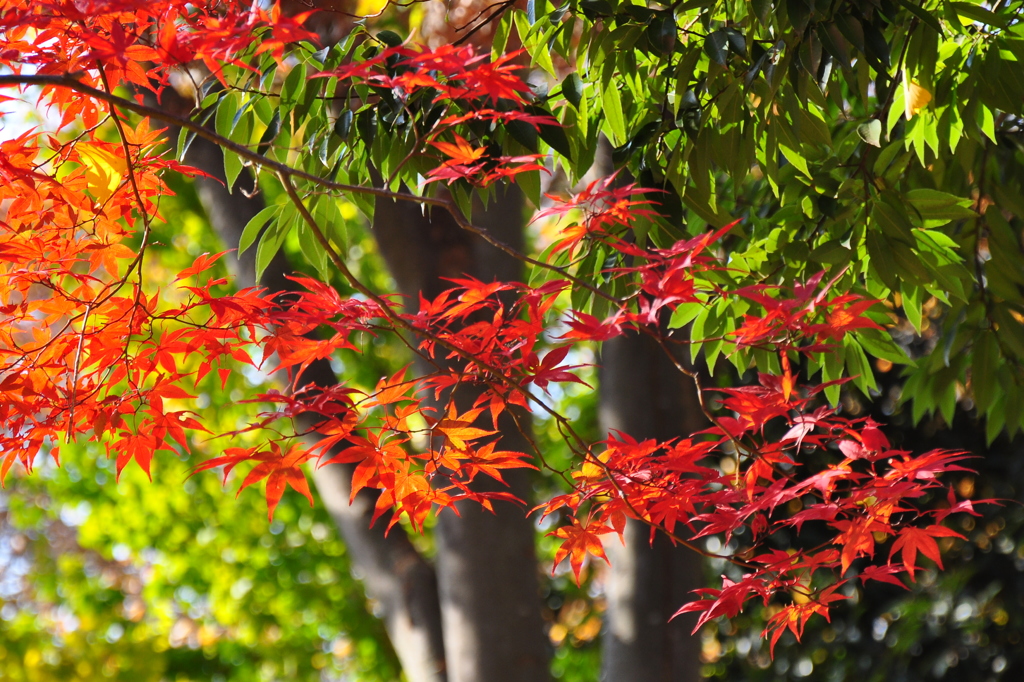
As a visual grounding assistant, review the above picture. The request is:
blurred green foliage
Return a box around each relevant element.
[0,176,400,682]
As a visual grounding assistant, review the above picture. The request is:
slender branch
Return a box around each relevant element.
[277,170,597,459]
[0,73,615,302]
[873,16,918,122]
[66,303,92,441]
[451,0,517,47]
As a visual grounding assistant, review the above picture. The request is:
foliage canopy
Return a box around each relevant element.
[1,0,1022,667]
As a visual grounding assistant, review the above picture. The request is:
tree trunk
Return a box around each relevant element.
[598,332,705,682]
[373,185,552,682]
[181,117,701,682]
[182,134,448,682]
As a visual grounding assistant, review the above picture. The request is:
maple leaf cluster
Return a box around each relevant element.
[426,134,546,187]
[0,2,988,656]
[0,1,317,126]
[315,43,553,186]
[318,44,535,105]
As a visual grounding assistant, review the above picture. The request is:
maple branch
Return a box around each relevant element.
[94,65,157,348]
[0,73,613,303]
[66,303,92,442]
[172,131,448,681]
[450,0,517,47]
[277,172,599,463]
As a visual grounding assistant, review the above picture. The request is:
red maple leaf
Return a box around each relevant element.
[763,583,846,656]
[550,520,611,583]
[889,524,963,581]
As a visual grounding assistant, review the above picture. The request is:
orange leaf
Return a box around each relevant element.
[429,134,486,165]
[889,524,963,581]
[435,403,495,449]
[550,520,611,583]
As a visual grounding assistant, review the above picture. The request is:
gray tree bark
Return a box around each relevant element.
[182,135,448,682]
[576,132,705,682]
[372,185,551,682]
[598,333,706,682]
[180,121,704,682]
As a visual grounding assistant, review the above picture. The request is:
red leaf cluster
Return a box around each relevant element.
[0,3,987,657]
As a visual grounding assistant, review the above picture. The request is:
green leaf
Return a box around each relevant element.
[938,374,958,426]
[239,205,280,255]
[297,220,330,280]
[986,392,1006,444]
[254,212,290,284]
[517,169,542,208]
[844,336,877,395]
[972,330,1000,413]
[905,188,976,221]
[376,30,403,47]
[871,201,915,245]
[863,21,891,69]
[950,2,1007,28]
[647,12,676,57]
[280,62,307,112]
[809,239,852,265]
[865,230,900,290]
[857,328,915,366]
[356,108,377,147]
[901,282,923,333]
[751,0,772,25]
[689,305,711,364]
[224,151,244,193]
[898,0,945,36]
[857,119,883,147]
[334,110,353,140]
[992,305,1024,360]
[257,109,282,156]
[214,94,239,140]
[786,0,811,33]
[668,301,705,330]
[492,12,512,59]
[836,13,865,53]
[872,139,904,176]
[704,30,729,67]
[976,104,997,143]
[533,108,574,159]
[562,72,583,109]
[601,80,627,145]
[506,118,540,152]
[822,347,845,406]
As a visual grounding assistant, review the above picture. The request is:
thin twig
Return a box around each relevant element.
[0,73,616,303]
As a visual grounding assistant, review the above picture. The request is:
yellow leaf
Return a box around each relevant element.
[356,0,389,16]
[903,77,932,120]
[78,142,126,201]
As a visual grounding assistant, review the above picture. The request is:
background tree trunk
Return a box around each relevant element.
[181,134,448,682]
[373,185,552,682]
[598,332,705,682]
[180,110,701,682]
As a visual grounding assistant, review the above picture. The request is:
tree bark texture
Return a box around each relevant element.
[180,121,701,682]
[372,185,552,682]
[182,135,448,682]
[598,332,705,682]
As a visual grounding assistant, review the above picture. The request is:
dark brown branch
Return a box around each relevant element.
[175,130,448,682]
[0,73,614,302]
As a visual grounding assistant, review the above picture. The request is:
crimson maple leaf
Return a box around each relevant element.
[433,404,495,449]
[674,574,768,633]
[889,524,963,581]
[193,442,315,520]
[815,295,884,341]
[764,583,847,656]
[430,134,486,166]
[550,520,611,583]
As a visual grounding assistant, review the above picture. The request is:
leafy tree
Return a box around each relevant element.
[0,0,1022,681]
[0,174,400,682]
